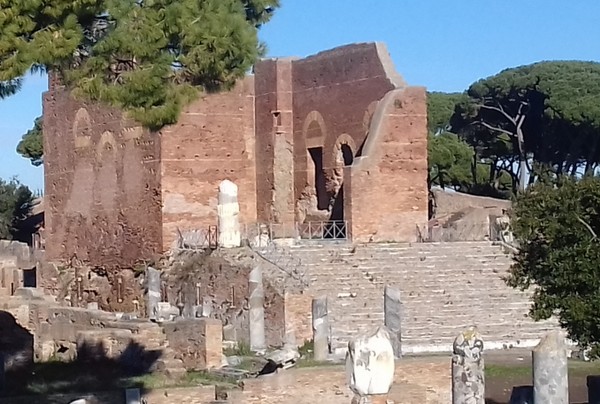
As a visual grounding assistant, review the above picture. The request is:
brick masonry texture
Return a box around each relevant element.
[43,42,428,266]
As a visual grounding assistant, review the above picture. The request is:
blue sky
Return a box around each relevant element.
[1,0,599,191]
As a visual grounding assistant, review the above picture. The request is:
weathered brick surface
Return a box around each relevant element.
[44,42,427,264]
[43,75,162,269]
[345,87,428,243]
[292,43,397,197]
[161,78,257,249]
[163,318,222,370]
[283,292,312,346]
[166,249,295,348]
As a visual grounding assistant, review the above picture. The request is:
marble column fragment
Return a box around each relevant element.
[384,286,402,358]
[312,296,329,361]
[249,265,266,352]
[346,326,395,402]
[452,327,485,404]
[533,331,568,404]
[217,180,241,248]
[146,267,161,320]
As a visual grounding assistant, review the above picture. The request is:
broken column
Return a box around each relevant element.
[217,180,241,248]
[248,265,266,352]
[384,286,402,358]
[452,327,485,404]
[346,326,395,404]
[312,296,329,361]
[145,266,161,320]
[533,331,569,404]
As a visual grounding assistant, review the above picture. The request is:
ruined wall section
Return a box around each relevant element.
[160,78,256,249]
[43,76,162,269]
[345,87,429,242]
[291,43,402,222]
[254,60,297,227]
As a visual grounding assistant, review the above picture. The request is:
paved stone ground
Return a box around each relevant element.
[233,356,451,404]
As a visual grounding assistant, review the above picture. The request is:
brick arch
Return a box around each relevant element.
[332,134,357,166]
[73,108,92,149]
[94,131,119,213]
[96,130,117,160]
[302,110,327,148]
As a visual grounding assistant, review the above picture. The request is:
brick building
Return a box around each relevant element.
[43,42,428,267]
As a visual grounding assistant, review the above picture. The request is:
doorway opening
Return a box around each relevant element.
[308,147,329,210]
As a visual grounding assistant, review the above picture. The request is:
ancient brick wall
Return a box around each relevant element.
[283,292,312,346]
[166,249,289,348]
[160,78,256,249]
[254,60,279,223]
[43,76,162,268]
[290,43,404,224]
[345,87,429,242]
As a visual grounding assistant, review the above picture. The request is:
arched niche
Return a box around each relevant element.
[73,108,92,149]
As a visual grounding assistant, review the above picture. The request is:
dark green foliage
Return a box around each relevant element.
[427,91,511,196]
[17,116,43,166]
[428,132,473,189]
[0,0,279,128]
[427,91,464,134]
[508,176,600,357]
[451,61,600,191]
[0,178,33,240]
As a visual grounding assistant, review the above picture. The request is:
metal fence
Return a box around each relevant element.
[173,226,218,250]
[417,215,519,247]
[242,220,348,247]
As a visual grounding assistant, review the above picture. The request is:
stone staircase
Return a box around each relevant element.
[287,241,559,356]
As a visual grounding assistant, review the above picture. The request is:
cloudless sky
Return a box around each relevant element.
[1,0,599,191]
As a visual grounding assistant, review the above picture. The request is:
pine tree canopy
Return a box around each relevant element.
[0,0,279,129]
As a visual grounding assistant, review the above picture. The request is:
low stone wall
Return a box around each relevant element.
[163,319,222,370]
[2,386,216,404]
[2,391,122,404]
[167,248,311,348]
[1,292,223,375]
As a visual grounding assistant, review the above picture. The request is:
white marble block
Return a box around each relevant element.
[345,326,395,396]
[217,180,241,248]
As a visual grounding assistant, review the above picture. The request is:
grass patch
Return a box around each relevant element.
[223,341,253,357]
[486,359,600,379]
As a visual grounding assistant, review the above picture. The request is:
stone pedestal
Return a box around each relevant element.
[509,385,533,404]
[588,375,600,404]
[384,286,402,358]
[346,326,395,399]
[249,266,266,352]
[452,327,485,404]
[145,267,161,320]
[533,331,568,404]
[312,296,329,361]
[125,388,141,404]
[163,319,223,370]
[217,180,241,248]
[351,394,389,404]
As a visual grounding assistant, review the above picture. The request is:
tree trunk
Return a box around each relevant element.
[517,127,527,192]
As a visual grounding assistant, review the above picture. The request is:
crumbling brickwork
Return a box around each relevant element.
[161,78,257,249]
[43,74,162,269]
[345,87,429,242]
[43,42,428,316]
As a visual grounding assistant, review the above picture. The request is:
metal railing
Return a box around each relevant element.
[417,215,519,248]
[297,220,348,240]
[243,221,349,246]
[174,226,218,250]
